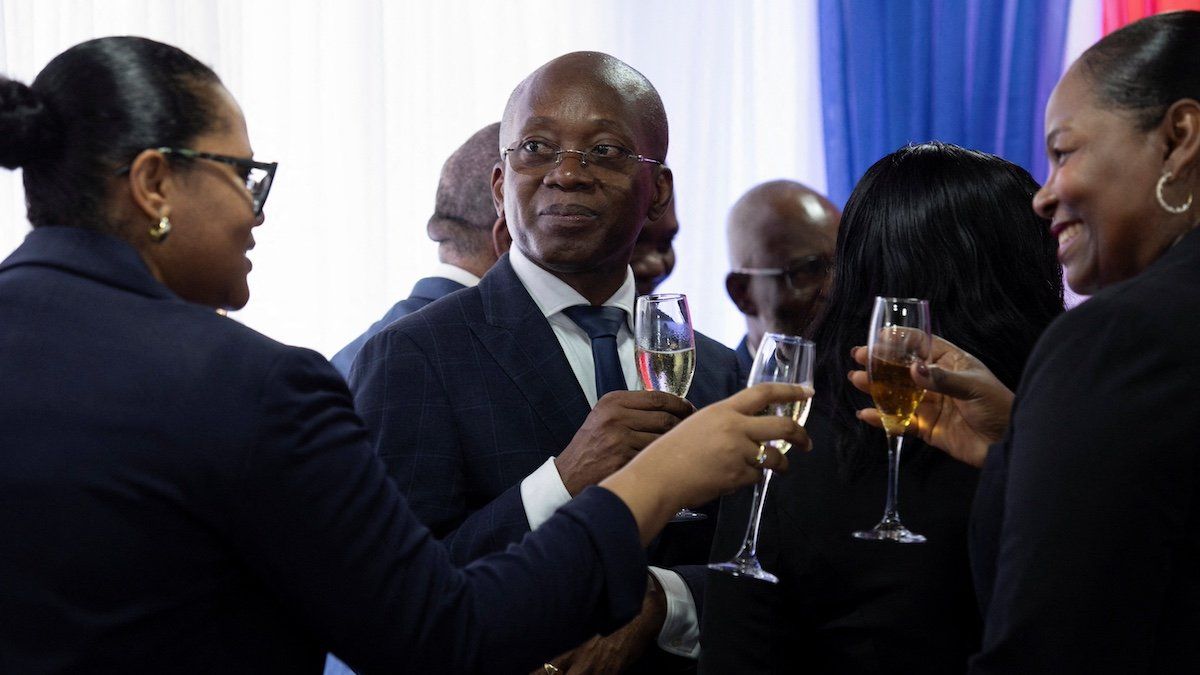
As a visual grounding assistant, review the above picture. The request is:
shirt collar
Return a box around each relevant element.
[430,262,482,288]
[508,245,636,325]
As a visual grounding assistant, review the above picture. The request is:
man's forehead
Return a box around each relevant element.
[513,113,635,136]
[501,53,666,154]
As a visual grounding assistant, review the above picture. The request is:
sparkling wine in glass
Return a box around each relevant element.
[852,297,932,544]
[634,293,703,521]
[708,333,815,583]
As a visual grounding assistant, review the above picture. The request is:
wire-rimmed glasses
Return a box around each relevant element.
[502,140,663,175]
[729,255,832,291]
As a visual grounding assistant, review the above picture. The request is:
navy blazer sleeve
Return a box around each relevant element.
[349,323,533,564]
[971,291,1200,672]
[234,348,646,673]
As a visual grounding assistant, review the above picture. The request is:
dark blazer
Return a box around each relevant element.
[734,334,754,374]
[330,276,466,377]
[700,400,981,674]
[0,227,646,674]
[968,227,1200,673]
[351,254,743,607]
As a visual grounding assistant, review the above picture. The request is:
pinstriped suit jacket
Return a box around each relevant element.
[350,254,742,608]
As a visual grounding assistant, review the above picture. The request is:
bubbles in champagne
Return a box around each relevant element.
[636,347,696,398]
[868,356,926,435]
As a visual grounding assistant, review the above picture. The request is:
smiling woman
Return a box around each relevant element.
[848,11,1200,673]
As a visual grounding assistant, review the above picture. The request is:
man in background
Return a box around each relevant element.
[725,180,840,371]
[632,196,679,296]
[330,122,508,377]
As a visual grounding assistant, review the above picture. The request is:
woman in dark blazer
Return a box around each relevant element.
[701,142,1064,674]
[0,37,806,674]
[850,12,1200,672]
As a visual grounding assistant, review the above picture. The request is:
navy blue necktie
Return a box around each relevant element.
[563,305,628,398]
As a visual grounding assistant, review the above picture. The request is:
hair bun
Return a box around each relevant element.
[0,78,57,170]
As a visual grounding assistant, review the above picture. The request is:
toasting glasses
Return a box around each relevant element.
[634,293,704,522]
[708,333,815,583]
[852,297,932,543]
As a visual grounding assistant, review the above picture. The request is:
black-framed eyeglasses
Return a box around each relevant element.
[731,255,832,290]
[501,140,664,175]
[117,147,277,217]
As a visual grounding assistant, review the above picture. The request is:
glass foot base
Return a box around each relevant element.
[671,508,707,522]
[852,522,927,544]
[708,559,779,584]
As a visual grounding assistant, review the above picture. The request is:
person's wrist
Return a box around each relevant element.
[553,455,582,497]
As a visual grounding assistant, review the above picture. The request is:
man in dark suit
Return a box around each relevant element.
[724,181,839,371]
[330,122,509,378]
[351,52,741,672]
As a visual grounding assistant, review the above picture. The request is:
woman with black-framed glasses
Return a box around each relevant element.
[0,35,808,675]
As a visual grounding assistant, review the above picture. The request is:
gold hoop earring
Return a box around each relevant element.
[149,215,172,243]
[1156,171,1193,215]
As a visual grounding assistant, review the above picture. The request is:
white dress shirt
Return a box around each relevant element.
[509,246,699,659]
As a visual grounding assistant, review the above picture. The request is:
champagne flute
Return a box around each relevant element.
[852,297,932,543]
[709,333,815,583]
[634,293,703,522]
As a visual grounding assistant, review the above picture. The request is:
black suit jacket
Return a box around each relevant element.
[330,276,466,377]
[701,400,981,674]
[968,227,1200,673]
[351,254,742,607]
[0,227,647,674]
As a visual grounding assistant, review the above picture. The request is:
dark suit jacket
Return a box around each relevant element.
[0,227,647,674]
[735,334,753,374]
[351,254,743,610]
[330,276,466,377]
[968,226,1200,673]
[700,399,981,674]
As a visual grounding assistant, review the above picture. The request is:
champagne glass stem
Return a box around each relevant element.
[879,433,904,528]
[733,468,774,561]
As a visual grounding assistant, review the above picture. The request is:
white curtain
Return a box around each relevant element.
[0,0,827,354]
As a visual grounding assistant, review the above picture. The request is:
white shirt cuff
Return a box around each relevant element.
[519,457,573,530]
[648,566,699,658]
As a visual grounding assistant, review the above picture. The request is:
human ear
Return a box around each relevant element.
[492,213,511,257]
[491,163,505,219]
[645,167,674,221]
[726,273,758,317]
[126,149,175,221]
[1162,98,1200,181]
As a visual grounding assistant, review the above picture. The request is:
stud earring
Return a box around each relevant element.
[149,215,172,243]
[1156,171,1193,215]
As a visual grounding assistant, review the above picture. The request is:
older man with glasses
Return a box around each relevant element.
[724,180,840,372]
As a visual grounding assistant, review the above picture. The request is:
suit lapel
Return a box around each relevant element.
[470,256,591,449]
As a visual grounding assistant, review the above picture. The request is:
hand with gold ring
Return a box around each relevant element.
[600,383,811,547]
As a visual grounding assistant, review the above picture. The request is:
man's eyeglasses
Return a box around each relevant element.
[502,140,663,175]
[730,255,832,290]
[118,147,277,217]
